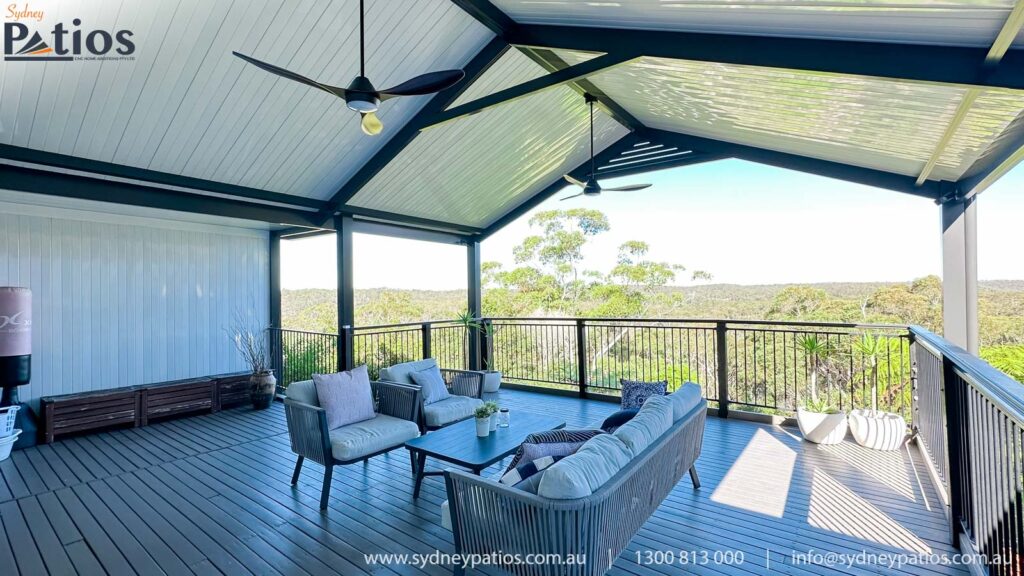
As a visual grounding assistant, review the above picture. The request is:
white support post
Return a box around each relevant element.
[941,197,979,355]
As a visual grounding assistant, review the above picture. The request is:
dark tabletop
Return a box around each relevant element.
[404,411,565,469]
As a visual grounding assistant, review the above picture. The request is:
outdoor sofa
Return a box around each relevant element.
[442,383,707,576]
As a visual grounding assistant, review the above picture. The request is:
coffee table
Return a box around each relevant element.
[404,411,565,498]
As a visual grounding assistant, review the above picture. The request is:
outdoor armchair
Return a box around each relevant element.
[379,359,485,431]
[285,379,421,509]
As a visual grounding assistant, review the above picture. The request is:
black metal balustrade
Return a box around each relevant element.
[911,327,1024,574]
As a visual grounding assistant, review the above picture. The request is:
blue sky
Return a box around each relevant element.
[282,159,1024,290]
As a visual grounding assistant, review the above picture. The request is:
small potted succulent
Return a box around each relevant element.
[228,311,276,410]
[485,401,500,431]
[474,405,492,437]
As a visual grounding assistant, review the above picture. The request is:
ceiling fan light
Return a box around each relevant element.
[346,96,378,113]
[361,112,383,136]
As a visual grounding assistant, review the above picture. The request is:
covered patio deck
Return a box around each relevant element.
[0,388,962,576]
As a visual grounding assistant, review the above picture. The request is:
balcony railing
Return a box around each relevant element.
[269,317,1023,572]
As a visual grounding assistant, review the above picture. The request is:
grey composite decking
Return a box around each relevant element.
[0,389,966,575]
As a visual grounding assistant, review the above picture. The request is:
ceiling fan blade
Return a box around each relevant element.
[233,51,347,98]
[603,183,652,192]
[563,174,586,188]
[560,192,585,201]
[379,70,465,99]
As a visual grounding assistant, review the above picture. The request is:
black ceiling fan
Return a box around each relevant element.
[232,0,465,136]
[562,94,652,200]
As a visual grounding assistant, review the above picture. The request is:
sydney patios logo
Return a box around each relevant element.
[4,3,135,62]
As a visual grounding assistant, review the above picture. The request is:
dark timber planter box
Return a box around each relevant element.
[212,371,252,410]
[140,377,215,425]
[40,389,140,444]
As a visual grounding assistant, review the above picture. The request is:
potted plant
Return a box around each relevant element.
[474,405,492,437]
[485,401,499,431]
[480,321,502,393]
[848,334,906,451]
[228,312,276,410]
[795,334,848,444]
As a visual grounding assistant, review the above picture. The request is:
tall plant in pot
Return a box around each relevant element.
[455,310,481,370]
[480,321,502,392]
[795,335,848,444]
[848,334,906,451]
[228,312,276,410]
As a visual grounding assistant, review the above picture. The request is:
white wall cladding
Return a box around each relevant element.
[0,202,269,404]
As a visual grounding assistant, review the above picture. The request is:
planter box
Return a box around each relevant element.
[796,408,848,445]
[848,409,906,451]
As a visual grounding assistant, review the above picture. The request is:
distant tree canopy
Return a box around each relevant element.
[483,209,698,318]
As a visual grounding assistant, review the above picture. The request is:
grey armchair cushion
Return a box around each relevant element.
[314,366,375,429]
[329,414,420,461]
[286,380,319,406]
[379,358,438,386]
[423,396,484,428]
[410,365,451,405]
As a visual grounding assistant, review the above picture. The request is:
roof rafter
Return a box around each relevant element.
[0,144,326,210]
[420,51,640,130]
[314,37,509,226]
[507,25,1024,91]
[645,129,942,200]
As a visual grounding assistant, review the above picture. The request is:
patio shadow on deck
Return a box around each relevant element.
[0,389,964,575]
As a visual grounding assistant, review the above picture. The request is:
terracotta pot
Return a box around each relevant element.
[796,408,848,445]
[251,371,276,410]
[848,409,906,451]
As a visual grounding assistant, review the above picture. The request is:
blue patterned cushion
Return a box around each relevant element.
[500,455,565,487]
[505,429,604,473]
[620,379,667,409]
[410,365,451,405]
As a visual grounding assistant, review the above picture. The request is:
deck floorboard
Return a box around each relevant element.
[0,389,967,575]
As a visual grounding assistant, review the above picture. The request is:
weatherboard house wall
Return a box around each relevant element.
[0,194,269,405]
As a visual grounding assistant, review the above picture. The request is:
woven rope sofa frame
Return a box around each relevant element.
[444,400,707,576]
[285,380,422,510]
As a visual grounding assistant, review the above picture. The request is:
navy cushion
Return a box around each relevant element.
[506,429,604,473]
[600,408,640,433]
[620,379,667,409]
[499,455,566,489]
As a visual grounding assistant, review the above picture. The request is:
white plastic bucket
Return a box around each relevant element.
[0,429,21,462]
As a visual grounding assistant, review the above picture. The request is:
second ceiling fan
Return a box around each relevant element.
[562,94,652,201]
[232,0,465,136]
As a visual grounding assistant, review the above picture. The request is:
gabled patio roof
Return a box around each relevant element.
[2,0,1024,239]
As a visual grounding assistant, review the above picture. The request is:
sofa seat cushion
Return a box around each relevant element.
[286,379,318,406]
[613,395,673,457]
[423,396,483,428]
[379,359,438,387]
[537,434,632,499]
[329,414,419,462]
[668,382,703,421]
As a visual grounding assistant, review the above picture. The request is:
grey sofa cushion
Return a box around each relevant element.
[537,434,632,499]
[410,365,451,405]
[314,366,375,429]
[613,395,673,457]
[423,396,484,428]
[379,358,438,386]
[286,380,318,406]
[668,382,703,421]
[329,414,420,462]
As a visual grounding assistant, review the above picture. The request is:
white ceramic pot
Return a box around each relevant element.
[848,409,906,451]
[482,371,502,393]
[475,418,490,437]
[489,412,498,431]
[796,408,849,445]
[0,429,21,462]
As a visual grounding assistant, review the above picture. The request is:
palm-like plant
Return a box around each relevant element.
[852,334,889,414]
[797,334,829,406]
[455,310,481,369]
